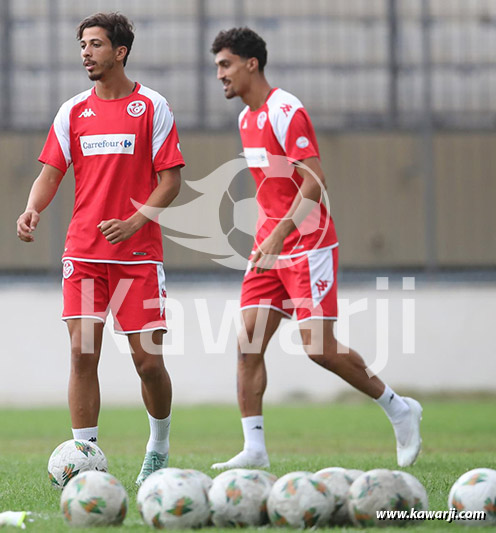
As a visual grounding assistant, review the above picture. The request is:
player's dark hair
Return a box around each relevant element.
[77,12,134,67]
[211,27,267,71]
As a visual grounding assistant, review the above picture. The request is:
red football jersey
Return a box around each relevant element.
[39,83,184,264]
[239,88,338,255]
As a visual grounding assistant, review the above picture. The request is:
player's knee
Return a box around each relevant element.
[237,350,264,369]
[305,344,340,370]
[238,326,265,355]
[135,357,164,383]
[70,347,98,375]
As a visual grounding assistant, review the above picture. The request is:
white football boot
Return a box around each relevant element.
[395,397,423,467]
[211,449,270,470]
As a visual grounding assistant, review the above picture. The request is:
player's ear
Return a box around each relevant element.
[246,57,259,73]
[115,45,128,63]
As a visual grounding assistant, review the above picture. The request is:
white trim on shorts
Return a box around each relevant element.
[62,257,163,265]
[240,304,293,319]
[249,242,339,260]
[114,326,168,335]
[297,316,337,323]
[62,315,106,323]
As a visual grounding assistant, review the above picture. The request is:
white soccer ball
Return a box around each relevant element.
[347,469,413,527]
[60,471,128,527]
[48,439,108,490]
[209,469,273,527]
[315,467,360,525]
[137,468,210,529]
[393,471,428,513]
[252,469,278,486]
[183,469,213,494]
[346,469,365,483]
[448,468,496,526]
[267,471,334,528]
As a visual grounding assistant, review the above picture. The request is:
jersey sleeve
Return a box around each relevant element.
[39,100,72,173]
[284,108,320,161]
[151,97,185,172]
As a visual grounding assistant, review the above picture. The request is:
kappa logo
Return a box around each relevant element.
[160,288,167,318]
[280,103,292,116]
[78,108,96,118]
[315,279,330,295]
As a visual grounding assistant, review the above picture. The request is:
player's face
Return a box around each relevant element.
[80,27,119,81]
[215,49,251,99]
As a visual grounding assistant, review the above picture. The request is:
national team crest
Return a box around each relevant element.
[257,111,267,129]
[296,136,309,148]
[127,100,146,117]
[63,260,74,279]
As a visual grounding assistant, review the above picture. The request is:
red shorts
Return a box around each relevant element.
[61,260,167,334]
[241,245,339,321]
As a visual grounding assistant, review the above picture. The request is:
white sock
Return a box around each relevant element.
[375,385,409,423]
[72,426,98,443]
[146,413,171,455]
[241,415,267,454]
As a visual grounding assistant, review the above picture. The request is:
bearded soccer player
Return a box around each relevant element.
[16,13,184,485]
[210,27,422,469]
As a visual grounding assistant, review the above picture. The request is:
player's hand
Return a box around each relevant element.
[16,209,40,242]
[97,219,137,244]
[250,233,284,273]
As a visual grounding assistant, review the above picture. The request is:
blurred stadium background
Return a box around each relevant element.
[1,0,495,405]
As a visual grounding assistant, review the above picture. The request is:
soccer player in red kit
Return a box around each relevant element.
[16,13,184,485]
[210,28,422,469]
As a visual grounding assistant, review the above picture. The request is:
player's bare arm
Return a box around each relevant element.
[251,156,325,273]
[17,164,64,242]
[98,165,182,245]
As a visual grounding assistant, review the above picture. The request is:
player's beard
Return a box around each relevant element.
[87,59,115,81]
[224,85,237,99]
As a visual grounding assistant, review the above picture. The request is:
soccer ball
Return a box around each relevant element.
[314,467,361,525]
[183,469,213,494]
[393,471,428,513]
[60,471,128,527]
[48,439,108,490]
[347,469,413,527]
[267,471,334,528]
[448,468,496,526]
[137,468,210,529]
[209,468,273,527]
[346,469,365,483]
[252,469,278,486]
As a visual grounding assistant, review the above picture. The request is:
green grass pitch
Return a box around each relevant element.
[0,399,495,531]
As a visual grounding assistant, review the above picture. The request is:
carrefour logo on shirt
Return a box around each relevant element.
[80,134,135,156]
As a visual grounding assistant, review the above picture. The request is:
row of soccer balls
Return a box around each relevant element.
[49,439,496,528]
